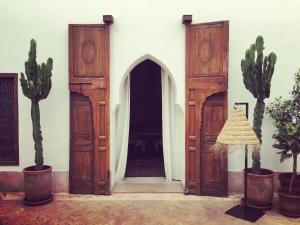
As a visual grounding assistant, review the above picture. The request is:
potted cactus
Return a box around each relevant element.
[20,39,53,205]
[241,36,277,209]
[266,70,300,217]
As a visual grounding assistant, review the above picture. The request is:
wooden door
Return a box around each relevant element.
[183,17,229,196]
[70,93,94,193]
[69,19,112,194]
[200,92,227,196]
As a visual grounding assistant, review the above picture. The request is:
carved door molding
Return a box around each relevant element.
[183,18,229,196]
[69,20,112,194]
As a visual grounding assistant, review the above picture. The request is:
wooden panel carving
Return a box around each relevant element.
[190,23,225,77]
[70,93,94,193]
[190,26,210,75]
[71,27,105,78]
[69,23,111,195]
[200,92,227,196]
[184,19,228,196]
[0,73,18,165]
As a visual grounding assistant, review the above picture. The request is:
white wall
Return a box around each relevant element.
[0,0,299,173]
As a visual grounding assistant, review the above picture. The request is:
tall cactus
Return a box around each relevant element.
[20,39,53,169]
[241,36,277,170]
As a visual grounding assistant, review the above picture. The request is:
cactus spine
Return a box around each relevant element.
[241,36,277,170]
[20,39,53,169]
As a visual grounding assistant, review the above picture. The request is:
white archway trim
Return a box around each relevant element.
[118,54,179,106]
[115,76,131,180]
[161,68,172,182]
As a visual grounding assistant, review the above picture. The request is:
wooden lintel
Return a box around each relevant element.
[182,15,192,25]
[103,15,114,25]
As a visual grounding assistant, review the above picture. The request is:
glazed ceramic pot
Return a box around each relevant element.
[278,188,300,218]
[23,165,53,206]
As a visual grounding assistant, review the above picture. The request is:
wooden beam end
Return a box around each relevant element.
[182,15,192,25]
[103,15,114,25]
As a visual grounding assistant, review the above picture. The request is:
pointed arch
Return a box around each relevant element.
[118,54,178,105]
[112,54,184,184]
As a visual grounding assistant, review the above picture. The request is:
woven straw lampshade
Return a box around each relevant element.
[212,107,260,152]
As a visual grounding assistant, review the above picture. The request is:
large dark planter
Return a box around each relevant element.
[278,188,300,218]
[23,165,53,206]
[278,173,300,191]
[244,168,274,210]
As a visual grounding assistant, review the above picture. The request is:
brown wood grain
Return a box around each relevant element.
[69,24,111,195]
[184,21,229,196]
[70,93,94,193]
[200,92,228,196]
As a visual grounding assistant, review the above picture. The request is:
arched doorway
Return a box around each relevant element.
[125,59,165,177]
[113,55,183,184]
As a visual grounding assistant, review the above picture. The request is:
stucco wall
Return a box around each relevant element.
[0,0,299,177]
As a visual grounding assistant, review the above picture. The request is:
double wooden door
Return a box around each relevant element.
[69,19,228,196]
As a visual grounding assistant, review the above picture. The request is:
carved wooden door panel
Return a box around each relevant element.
[69,21,112,194]
[200,92,227,196]
[70,93,94,193]
[184,18,228,196]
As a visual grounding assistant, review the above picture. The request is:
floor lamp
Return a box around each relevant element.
[211,106,265,223]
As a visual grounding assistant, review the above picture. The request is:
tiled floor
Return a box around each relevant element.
[0,193,299,225]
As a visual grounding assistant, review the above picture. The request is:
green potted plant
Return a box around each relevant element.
[20,39,53,205]
[266,69,300,217]
[241,35,277,209]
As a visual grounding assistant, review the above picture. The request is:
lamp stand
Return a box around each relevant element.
[225,145,265,223]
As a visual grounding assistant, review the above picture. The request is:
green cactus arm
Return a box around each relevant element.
[267,53,277,79]
[263,56,268,77]
[255,36,265,100]
[241,45,258,98]
[24,40,38,86]
[20,72,31,99]
[39,80,52,100]
[262,56,269,96]
[264,53,277,98]
[37,58,53,100]
[46,58,53,71]
[24,61,32,81]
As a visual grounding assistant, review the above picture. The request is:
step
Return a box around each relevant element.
[112,177,184,193]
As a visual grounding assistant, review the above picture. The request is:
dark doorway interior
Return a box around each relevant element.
[125,60,165,177]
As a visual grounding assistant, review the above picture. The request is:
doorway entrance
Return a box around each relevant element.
[114,54,182,183]
[125,60,165,177]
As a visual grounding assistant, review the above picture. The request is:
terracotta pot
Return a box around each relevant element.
[278,188,300,218]
[23,165,53,205]
[244,168,274,210]
[278,173,300,191]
